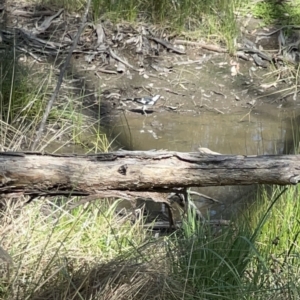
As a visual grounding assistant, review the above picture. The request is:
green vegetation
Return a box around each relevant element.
[0,46,108,152]
[36,0,300,53]
[34,0,300,53]
[247,186,300,298]
[172,207,255,299]
[0,199,149,299]
[1,185,300,299]
[250,0,300,26]
[37,0,246,53]
[113,0,242,52]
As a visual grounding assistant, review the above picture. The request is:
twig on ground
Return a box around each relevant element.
[189,190,221,204]
[109,48,140,72]
[239,108,253,122]
[174,39,227,53]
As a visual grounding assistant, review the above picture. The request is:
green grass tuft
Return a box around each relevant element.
[251,0,300,26]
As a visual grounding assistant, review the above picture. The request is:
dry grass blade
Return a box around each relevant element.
[32,258,176,300]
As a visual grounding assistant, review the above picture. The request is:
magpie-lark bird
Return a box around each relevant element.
[133,95,160,115]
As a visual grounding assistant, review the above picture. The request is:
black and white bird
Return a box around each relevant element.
[133,94,161,115]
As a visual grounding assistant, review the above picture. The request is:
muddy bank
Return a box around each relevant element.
[2,2,299,120]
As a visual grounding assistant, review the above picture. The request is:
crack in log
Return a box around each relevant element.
[0,152,26,157]
[88,154,118,161]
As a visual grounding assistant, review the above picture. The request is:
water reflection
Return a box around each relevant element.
[105,105,299,219]
[109,107,288,155]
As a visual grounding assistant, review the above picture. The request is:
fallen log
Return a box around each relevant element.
[0,151,300,200]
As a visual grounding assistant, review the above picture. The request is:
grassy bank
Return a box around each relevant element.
[1,185,300,299]
[14,0,300,56]
[250,0,300,26]
[0,44,108,153]
[246,186,300,298]
[37,0,245,52]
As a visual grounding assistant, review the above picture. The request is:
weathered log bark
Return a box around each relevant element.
[0,151,300,198]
